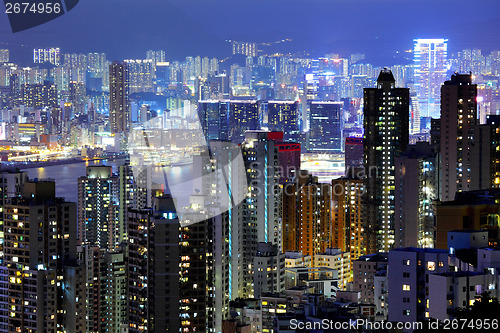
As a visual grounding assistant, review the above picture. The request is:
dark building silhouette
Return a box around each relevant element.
[363,68,409,253]
[309,101,343,153]
[109,62,130,134]
[440,73,477,201]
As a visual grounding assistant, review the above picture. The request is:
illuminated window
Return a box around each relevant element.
[403,285,411,291]
[427,261,436,271]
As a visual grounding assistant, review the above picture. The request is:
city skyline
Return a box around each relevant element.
[1,0,500,64]
[1,1,500,332]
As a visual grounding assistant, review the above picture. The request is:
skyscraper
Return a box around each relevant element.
[1,180,80,332]
[197,100,259,143]
[242,131,282,251]
[77,166,119,249]
[332,176,365,261]
[309,101,343,153]
[440,73,477,201]
[267,101,300,142]
[345,137,363,176]
[124,59,154,93]
[394,143,438,248]
[413,39,448,118]
[33,47,61,66]
[0,49,9,63]
[364,68,410,253]
[109,62,130,134]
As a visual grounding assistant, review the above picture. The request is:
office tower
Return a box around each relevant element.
[345,137,363,176]
[440,73,477,201]
[413,39,448,118]
[109,61,131,134]
[77,166,119,249]
[33,47,61,66]
[125,59,154,93]
[363,69,410,253]
[198,100,259,143]
[332,176,365,261]
[388,248,449,323]
[138,104,152,123]
[1,180,80,332]
[253,243,285,299]
[227,100,259,143]
[242,131,282,251]
[198,100,226,141]
[394,143,438,248]
[267,101,300,142]
[308,101,343,153]
[0,49,8,63]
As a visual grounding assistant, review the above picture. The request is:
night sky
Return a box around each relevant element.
[1,0,500,65]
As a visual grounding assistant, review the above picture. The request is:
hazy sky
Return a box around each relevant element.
[1,0,500,64]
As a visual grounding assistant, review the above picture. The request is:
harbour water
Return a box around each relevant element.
[23,159,194,203]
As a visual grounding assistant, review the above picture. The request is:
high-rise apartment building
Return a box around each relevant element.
[297,172,332,258]
[242,131,282,251]
[253,242,285,299]
[332,176,365,261]
[232,42,257,57]
[109,61,130,134]
[394,143,438,248]
[77,166,119,249]
[414,39,448,118]
[21,82,58,108]
[146,50,166,63]
[309,101,343,153]
[470,115,500,190]
[388,248,449,323]
[353,253,388,304]
[192,140,248,299]
[33,47,61,66]
[1,180,80,332]
[127,196,215,333]
[0,49,9,63]
[440,73,477,201]
[124,59,154,93]
[282,170,332,257]
[363,69,409,253]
